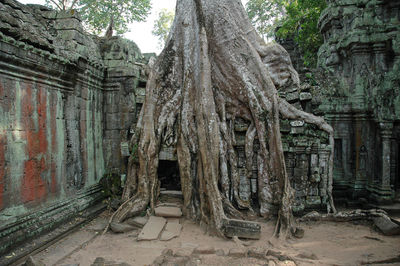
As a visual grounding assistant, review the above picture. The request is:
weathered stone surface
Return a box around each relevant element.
[160,222,182,241]
[248,247,267,259]
[373,217,400,236]
[228,248,248,258]
[173,248,193,257]
[23,256,45,266]
[138,216,167,241]
[154,206,182,218]
[0,0,148,260]
[126,216,149,228]
[299,92,312,101]
[223,219,261,240]
[86,218,108,231]
[110,222,136,234]
[316,0,400,203]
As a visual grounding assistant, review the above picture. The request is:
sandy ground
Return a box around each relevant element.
[32,211,400,266]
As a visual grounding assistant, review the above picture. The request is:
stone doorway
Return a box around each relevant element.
[158,160,181,191]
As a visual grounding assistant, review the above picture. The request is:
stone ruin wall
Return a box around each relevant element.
[0,0,333,259]
[316,0,400,204]
[0,0,147,257]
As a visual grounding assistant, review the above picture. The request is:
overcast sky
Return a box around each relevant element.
[18,0,248,54]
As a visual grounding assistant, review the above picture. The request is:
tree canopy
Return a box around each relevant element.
[245,0,285,41]
[246,0,327,67]
[152,8,175,49]
[45,0,151,35]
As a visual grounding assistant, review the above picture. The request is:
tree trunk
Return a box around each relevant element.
[116,0,336,238]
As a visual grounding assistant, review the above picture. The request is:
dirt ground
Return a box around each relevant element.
[31,211,400,266]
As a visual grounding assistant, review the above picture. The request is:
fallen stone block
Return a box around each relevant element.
[374,216,400,236]
[248,247,267,259]
[138,216,167,240]
[223,218,261,239]
[228,247,248,258]
[126,216,148,228]
[154,206,182,218]
[160,222,182,241]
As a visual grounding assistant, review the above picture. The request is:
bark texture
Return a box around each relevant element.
[116,0,336,238]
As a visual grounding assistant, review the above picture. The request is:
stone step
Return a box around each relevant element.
[160,190,183,199]
[155,206,182,218]
[137,216,167,241]
[160,221,182,241]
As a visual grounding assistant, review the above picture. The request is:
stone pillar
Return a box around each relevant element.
[319,147,330,206]
[377,122,394,202]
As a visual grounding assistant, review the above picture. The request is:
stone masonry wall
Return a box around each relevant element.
[0,0,146,258]
[317,0,400,203]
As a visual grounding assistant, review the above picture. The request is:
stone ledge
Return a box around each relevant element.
[0,184,105,264]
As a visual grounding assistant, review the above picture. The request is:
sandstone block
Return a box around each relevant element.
[228,247,248,258]
[137,216,166,241]
[374,217,400,236]
[154,206,182,218]
[223,218,261,240]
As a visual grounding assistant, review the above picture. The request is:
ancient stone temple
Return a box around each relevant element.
[0,0,333,262]
[317,0,400,203]
[0,0,148,260]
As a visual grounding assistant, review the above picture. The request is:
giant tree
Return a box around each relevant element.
[116,0,335,238]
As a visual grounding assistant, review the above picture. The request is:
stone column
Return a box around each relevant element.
[378,122,394,202]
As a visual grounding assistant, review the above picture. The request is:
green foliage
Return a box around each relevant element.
[246,0,286,41]
[45,0,151,35]
[152,8,175,49]
[130,143,138,161]
[246,0,327,68]
[276,0,327,67]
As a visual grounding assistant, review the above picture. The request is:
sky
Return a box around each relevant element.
[18,0,248,54]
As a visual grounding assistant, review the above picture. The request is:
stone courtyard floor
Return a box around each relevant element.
[30,210,400,266]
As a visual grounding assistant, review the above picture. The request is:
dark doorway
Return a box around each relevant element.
[158,160,181,191]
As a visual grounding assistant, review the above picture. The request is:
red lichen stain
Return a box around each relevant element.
[21,84,47,203]
[0,133,5,210]
[50,93,57,193]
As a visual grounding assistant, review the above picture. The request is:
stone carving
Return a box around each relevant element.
[316,0,400,203]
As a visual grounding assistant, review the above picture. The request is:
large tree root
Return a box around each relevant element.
[299,209,390,223]
[300,209,400,236]
[115,0,337,239]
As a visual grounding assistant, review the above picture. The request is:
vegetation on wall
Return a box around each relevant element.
[45,0,151,35]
